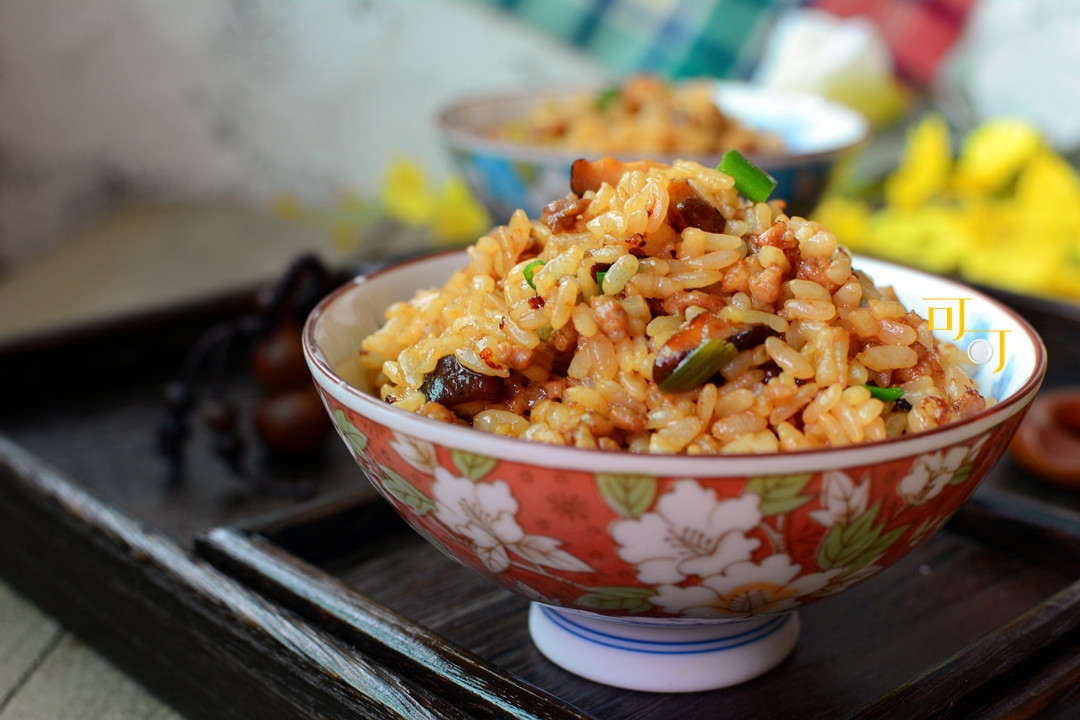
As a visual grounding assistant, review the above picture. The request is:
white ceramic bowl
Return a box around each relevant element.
[438,80,869,222]
[304,250,1045,692]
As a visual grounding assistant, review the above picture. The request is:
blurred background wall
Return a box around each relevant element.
[0,0,605,271]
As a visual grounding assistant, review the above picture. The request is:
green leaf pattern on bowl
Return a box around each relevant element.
[595,474,657,518]
[340,421,993,619]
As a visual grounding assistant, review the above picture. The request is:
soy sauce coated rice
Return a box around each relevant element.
[357,158,988,454]
[491,75,783,157]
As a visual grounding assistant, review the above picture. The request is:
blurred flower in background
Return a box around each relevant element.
[274,158,490,259]
[381,160,491,244]
[814,115,1080,302]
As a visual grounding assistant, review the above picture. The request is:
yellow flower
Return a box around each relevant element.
[1042,236,1080,301]
[1011,151,1080,300]
[1015,148,1080,213]
[884,113,952,210]
[816,110,1080,302]
[960,230,1059,297]
[953,118,1043,198]
[272,157,491,257]
[953,196,1066,298]
[272,194,303,219]
[1047,249,1080,301]
[430,177,490,245]
[331,222,361,253]
[381,158,434,227]
[809,196,871,251]
[865,204,972,274]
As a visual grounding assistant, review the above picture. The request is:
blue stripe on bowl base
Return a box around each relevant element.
[537,605,793,656]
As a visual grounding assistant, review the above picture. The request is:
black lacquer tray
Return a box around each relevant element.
[2,269,1079,719]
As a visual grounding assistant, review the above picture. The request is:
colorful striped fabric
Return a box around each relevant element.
[809,0,975,85]
[469,0,974,84]
[472,0,800,79]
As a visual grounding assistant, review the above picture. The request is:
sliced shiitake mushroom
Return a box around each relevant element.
[653,315,778,393]
[420,355,503,407]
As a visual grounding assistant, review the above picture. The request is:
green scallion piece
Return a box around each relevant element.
[523,260,545,289]
[863,384,905,402]
[595,270,607,293]
[718,149,777,203]
[595,86,619,111]
[658,339,737,393]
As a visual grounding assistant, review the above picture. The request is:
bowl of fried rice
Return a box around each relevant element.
[438,75,869,223]
[304,158,1045,693]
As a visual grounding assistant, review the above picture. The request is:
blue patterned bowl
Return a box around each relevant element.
[438,80,869,222]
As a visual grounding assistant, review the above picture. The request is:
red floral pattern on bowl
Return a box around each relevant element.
[304,250,1044,620]
[303,250,1045,690]
[320,395,1020,618]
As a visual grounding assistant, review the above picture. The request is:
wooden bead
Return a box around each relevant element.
[250,323,310,392]
[1010,388,1080,487]
[254,387,330,456]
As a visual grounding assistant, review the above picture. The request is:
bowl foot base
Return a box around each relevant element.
[528,603,799,693]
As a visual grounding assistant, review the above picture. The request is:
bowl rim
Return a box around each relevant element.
[304,249,1047,477]
[436,79,872,170]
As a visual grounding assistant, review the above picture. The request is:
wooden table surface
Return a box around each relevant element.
[0,203,353,720]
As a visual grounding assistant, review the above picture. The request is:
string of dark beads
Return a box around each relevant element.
[156,254,338,498]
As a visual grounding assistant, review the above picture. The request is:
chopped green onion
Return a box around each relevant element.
[595,270,607,293]
[658,339,737,393]
[523,260,545,289]
[718,149,777,203]
[863,384,905,402]
[595,86,619,111]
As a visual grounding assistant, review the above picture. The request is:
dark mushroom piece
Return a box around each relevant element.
[419,355,504,407]
[667,179,727,234]
[653,317,778,393]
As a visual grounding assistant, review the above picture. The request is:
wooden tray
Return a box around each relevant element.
[2,269,1080,719]
[192,472,1080,720]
